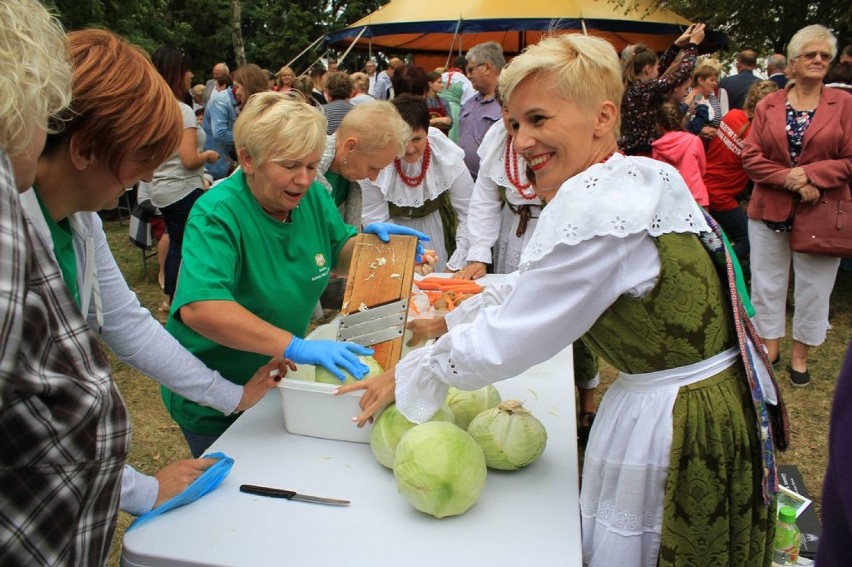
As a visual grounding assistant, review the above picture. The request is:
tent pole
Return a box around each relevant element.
[283,34,325,74]
[301,50,329,75]
[445,17,463,69]
[581,19,588,35]
[337,26,369,66]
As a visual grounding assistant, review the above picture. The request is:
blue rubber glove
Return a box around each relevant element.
[364,222,430,243]
[285,337,374,382]
[363,223,431,261]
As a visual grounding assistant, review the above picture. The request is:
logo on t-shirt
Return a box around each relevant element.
[314,253,327,268]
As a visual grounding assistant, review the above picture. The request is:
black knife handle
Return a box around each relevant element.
[240,484,297,499]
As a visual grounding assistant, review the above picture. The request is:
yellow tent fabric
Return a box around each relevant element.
[326,0,714,60]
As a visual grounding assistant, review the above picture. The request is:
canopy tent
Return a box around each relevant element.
[326,0,727,69]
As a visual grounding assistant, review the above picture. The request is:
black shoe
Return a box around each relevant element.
[790,367,811,387]
[578,412,596,448]
[770,354,781,367]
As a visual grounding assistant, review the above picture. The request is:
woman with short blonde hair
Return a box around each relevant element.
[316,100,409,226]
[342,32,779,567]
[234,92,327,167]
[162,92,426,455]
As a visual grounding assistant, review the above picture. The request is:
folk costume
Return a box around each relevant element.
[392,153,782,567]
[360,127,473,272]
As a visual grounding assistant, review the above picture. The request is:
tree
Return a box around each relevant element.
[230,0,246,67]
[641,0,852,55]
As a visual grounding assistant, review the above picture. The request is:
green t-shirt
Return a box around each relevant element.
[324,169,350,208]
[35,188,79,307]
[163,170,357,435]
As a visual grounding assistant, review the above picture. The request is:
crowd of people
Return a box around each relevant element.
[2,0,852,565]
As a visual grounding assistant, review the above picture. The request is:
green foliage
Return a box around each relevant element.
[648,0,851,55]
[45,0,382,83]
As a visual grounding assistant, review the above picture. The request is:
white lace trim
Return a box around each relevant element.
[477,121,539,203]
[314,134,337,195]
[375,127,467,207]
[520,154,709,267]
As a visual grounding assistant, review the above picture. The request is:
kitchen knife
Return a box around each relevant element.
[239,484,350,506]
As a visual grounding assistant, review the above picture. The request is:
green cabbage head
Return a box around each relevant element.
[370,403,455,469]
[393,421,487,518]
[445,385,501,430]
[314,354,383,385]
[467,400,547,470]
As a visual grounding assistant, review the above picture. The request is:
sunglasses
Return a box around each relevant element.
[796,51,832,62]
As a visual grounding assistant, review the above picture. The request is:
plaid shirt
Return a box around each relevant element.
[0,150,131,565]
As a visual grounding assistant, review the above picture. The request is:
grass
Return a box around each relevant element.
[101,217,852,565]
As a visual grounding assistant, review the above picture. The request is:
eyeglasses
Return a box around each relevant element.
[466,63,486,73]
[796,50,832,62]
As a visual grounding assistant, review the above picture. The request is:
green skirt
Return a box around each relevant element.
[659,364,774,567]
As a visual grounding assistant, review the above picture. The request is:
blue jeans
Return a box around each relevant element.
[179,427,220,458]
[160,188,204,299]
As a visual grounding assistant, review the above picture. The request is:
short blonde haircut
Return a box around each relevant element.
[190,84,206,98]
[787,24,837,61]
[336,100,409,157]
[692,58,722,84]
[47,30,181,177]
[499,34,624,136]
[0,0,71,154]
[234,91,327,167]
[349,72,369,93]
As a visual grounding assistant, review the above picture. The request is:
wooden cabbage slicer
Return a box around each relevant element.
[337,233,418,370]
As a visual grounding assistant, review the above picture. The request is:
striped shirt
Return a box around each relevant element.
[322,99,354,135]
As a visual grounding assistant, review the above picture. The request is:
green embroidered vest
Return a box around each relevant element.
[582,232,735,374]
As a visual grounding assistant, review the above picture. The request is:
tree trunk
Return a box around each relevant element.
[230,0,246,67]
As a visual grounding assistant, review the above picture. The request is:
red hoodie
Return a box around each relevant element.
[651,131,708,207]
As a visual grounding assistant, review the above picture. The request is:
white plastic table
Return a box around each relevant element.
[122,277,582,567]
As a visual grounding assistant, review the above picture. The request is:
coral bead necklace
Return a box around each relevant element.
[503,135,536,199]
[394,142,432,187]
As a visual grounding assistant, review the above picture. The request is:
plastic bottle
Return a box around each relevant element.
[772,506,801,566]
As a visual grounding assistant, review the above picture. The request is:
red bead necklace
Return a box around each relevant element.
[503,135,536,199]
[394,142,431,188]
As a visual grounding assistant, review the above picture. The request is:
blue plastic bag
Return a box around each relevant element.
[128,452,234,531]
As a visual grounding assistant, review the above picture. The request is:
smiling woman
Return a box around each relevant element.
[340,33,783,567]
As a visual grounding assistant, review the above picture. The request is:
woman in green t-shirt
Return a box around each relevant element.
[164,92,427,456]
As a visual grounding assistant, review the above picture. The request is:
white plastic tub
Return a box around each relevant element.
[277,318,426,443]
